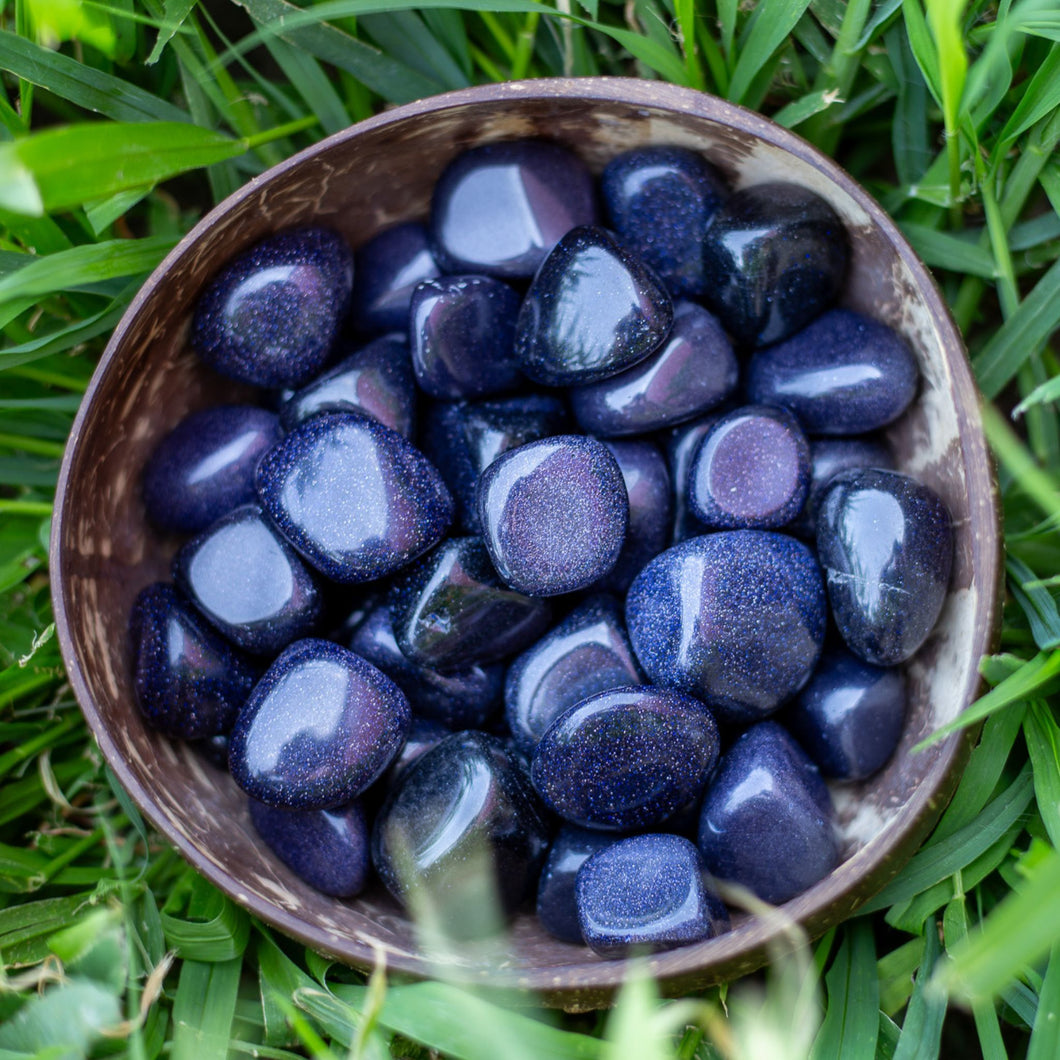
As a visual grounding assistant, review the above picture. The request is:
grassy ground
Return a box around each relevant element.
[2,0,1060,1056]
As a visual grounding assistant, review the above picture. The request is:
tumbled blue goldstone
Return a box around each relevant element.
[666,415,722,543]
[698,722,838,905]
[477,435,628,596]
[816,469,953,665]
[229,638,410,809]
[530,686,720,831]
[536,825,618,944]
[351,222,441,333]
[626,532,826,723]
[255,412,453,584]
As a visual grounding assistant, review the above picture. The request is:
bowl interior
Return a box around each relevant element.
[52,79,1001,1008]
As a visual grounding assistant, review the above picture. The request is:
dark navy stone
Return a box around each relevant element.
[197,733,231,769]
[348,600,503,728]
[173,504,321,656]
[747,309,919,434]
[477,435,628,596]
[389,716,450,780]
[249,797,369,897]
[536,826,622,944]
[142,405,282,535]
[530,686,720,831]
[130,583,257,740]
[504,595,642,753]
[576,834,729,956]
[351,222,441,333]
[570,301,737,436]
[192,227,354,387]
[626,532,826,724]
[701,183,848,348]
[229,638,410,809]
[688,405,810,529]
[372,731,550,938]
[280,333,416,437]
[430,139,596,279]
[409,275,522,399]
[389,536,552,671]
[666,416,721,543]
[785,646,906,780]
[697,722,838,905]
[816,469,953,665]
[514,226,674,387]
[423,394,569,533]
[256,412,453,584]
[601,146,728,298]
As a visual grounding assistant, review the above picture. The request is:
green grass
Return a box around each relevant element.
[3,0,1060,1055]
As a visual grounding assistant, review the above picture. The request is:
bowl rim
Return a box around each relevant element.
[50,75,1004,1005]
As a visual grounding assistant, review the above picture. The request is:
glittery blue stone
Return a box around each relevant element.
[351,222,441,333]
[389,536,552,670]
[172,504,321,656]
[372,731,550,937]
[280,333,416,437]
[255,412,453,584]
[536,825,619,944]
[666,415,722,543]
[348,600,503,728]
[697,722,838,905]
[430,139,597,279]
[576,834,729,956]
[626,532,826,724]
[689,405,811,530]
[228,638,410,809]
[747,309,919,434]
[816,469,953,665]
[601,146,728,298]
[701,183,848,348]
[530,686,720,831]
[477,435,629,596]
[410,275,522,399]
[249,797,369,897]
[389,716,450,780]
[784,646,906,780]
[423,394,568,533]
[504,595,643,753]
[570,300,737,437]
[514,226,674,387]
[142,405,282,535]
[192,227,354,388]
[130,582,257,740]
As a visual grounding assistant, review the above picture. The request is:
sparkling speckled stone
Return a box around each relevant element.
[255,412,453,584]
[389,716,450,780]
[424,395,569,533]
[626,532,826,724]
[570,301,737,436]
[349,600,503,728]
[477,435,628,596]
[785,646,906,780]
[229,638,410,809]
[280,333,416,437]
[601,146,728,299]
[389,536,552,670]
[536,825,618,944]
[351,222,441,333]
[130,583,257,740]
[192,227,354,387]
[430,139,596,279]
[701,183,848,348]
[530,686,720,831]
[747,309,919,434]
[142,405,282,535]
[816,469,953,665]
[504,595,642,753]
[576,834,729,956]
[666,416,721,543]
[689,405,810,529]
[173,504,321,656]
[697,722,838,905]
[249,797,369,897]
[372,731,550,937]
[515,226,674,387]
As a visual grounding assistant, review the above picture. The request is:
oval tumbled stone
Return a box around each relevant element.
[536,824,618,944]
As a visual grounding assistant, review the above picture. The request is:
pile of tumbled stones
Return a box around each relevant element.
[130,139,953,956]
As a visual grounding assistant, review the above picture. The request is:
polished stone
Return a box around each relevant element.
[351,221,440,333]
[666,415,722,543]
[536,825,618,944]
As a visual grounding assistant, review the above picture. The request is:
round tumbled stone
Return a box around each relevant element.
[666,415,723,543]
[351,221,441,333]
[536,825,618,945]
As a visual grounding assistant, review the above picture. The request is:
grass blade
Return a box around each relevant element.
[893,922,944,1060]
[811,919,879,1059]
[729,0,813,103]
[1023,701,1060,848]
[1027,943,1060,1060]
